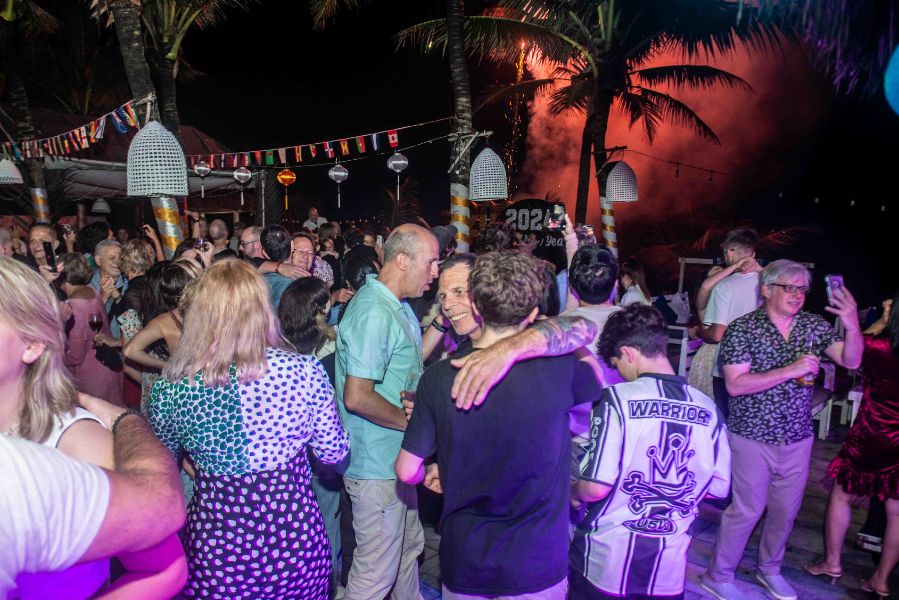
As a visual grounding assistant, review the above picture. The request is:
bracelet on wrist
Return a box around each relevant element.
[111,409,144,436]
[430,319,449,333]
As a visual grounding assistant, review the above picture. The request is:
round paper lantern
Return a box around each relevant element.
[233,167,252,206]
[328,164,349,208]
[387,152,409,173]
[469,147,507,201]
[0,158,23,185]
[328,164,349,183]
[194,160,211,198]
[277,168,297,210]
[127,121,188,197]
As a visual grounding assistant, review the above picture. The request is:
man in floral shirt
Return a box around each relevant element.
[701,260,863,600]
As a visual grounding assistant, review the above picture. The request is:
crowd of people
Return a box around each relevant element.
[0,207,896,600]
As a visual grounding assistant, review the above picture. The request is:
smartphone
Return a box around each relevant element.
[376,235,384,247]
[42,241,58,272]
[825,274,844,303]
[546,203,566,231]
[194,237,210,252]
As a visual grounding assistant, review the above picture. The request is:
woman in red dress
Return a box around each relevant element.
[805,293,899,598]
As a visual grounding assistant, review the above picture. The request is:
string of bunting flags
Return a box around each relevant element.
[0,94,152,161]
[184,116,452,170]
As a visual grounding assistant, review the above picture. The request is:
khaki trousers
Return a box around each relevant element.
[343,477,425,600]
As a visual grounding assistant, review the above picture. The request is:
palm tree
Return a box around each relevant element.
[100,0,158,107]
[399,0,781,224]
[140,0,255,138]
[310,0,475,250]
[742,0,899,95]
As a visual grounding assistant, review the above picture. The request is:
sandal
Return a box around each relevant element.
[803,562,842,584]
[859,577,890,599]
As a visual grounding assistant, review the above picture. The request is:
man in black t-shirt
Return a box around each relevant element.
[397,251,601,600]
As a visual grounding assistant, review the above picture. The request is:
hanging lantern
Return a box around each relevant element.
[0,158,23,185]
[233,166,252,206]
[91,198,112,214]
[276,168,296,211]
[598,160,638,258]
[605,161,638,203]
[194,160,211,198]
[387,152,408,206]
[127,120,187,259]
[469,147,508,201]
[328,164,349,208]
[127,121,188,197]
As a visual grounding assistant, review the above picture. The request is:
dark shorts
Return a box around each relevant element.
[568,568,684,600]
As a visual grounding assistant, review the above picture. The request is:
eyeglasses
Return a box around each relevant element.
[238,239,258,248]
[770,283,811,295]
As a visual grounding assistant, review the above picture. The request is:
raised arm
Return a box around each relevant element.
[76,396,185,563]
[822,285,863,369]
[449,314,598,409]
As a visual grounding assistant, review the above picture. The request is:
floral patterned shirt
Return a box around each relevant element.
[720,307,841,445]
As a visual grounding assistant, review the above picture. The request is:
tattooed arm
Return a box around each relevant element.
[449,315,598,409]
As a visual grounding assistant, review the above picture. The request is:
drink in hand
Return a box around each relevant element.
[88,312,103,334]
[794,331,817,387]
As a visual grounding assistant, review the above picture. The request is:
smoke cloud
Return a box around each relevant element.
[514,39,832,254]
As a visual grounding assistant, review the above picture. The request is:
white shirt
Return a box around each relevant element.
[572,375,731,597]
[303,216,328,230]
[564,304,624,439]
[702,272,761,376]
[0,435,109,597]
[619,286,650,306]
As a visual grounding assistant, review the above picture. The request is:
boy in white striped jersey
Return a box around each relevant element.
[570,304,731,599]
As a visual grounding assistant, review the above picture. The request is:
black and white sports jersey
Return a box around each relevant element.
[571,373,731,597]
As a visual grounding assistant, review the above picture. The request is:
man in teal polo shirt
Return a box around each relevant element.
[336,223,439,600]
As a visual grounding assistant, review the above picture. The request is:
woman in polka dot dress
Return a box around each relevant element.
[148,259,349,599]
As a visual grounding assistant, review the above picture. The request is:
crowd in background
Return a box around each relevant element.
[0,206,897,600]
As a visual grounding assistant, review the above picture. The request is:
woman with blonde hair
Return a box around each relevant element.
[0,257,186,599]
[148,259,349,599]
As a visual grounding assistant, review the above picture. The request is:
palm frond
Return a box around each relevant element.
[308,0,369,30]
[475,78,559,113]
[632,65,751,92]
[193,0,258,30]
[615,90,662,143]
[635,88,721,144]
[547,78,591,115]
[397,15,576,65]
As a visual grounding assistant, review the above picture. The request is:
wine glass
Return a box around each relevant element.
[88,312,103,334]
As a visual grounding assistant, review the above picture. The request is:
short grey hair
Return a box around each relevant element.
[0,226,11,244]
[94,239,121,257]
[760,259,811,288]
[246,225,263,239]
[384,228,422,263]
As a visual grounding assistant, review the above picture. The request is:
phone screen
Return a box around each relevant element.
[42,241,57,272]
[547,204,566,231]
[826,274,844,302]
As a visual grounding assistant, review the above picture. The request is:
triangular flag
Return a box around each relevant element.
[265,150,275,165]
[253,150,263,165]
[95,116,106,140]
[339,139,350,156]
[308,144,317,158]
[294,146,302,162]
[110,111,128,134]
[355,136,366,153]
[277,148,287,164]
[323,142,334,159]
[388,129,399,148]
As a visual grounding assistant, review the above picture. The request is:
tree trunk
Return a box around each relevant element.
[446,0,473,252]
[156,54,181,140]
[0,20,50,222]
[108,0,156,114]
[574,111,594,224]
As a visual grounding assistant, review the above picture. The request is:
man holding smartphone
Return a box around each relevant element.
[701,260,863,600]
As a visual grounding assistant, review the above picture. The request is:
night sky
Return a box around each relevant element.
[14,2,899,306]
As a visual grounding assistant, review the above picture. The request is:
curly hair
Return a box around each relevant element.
[597,304,668,364]
[279,277,334,355]
[120,239,154,276]
[470,251,547,328]
[570,244,618,304]
[472,221,516,254]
